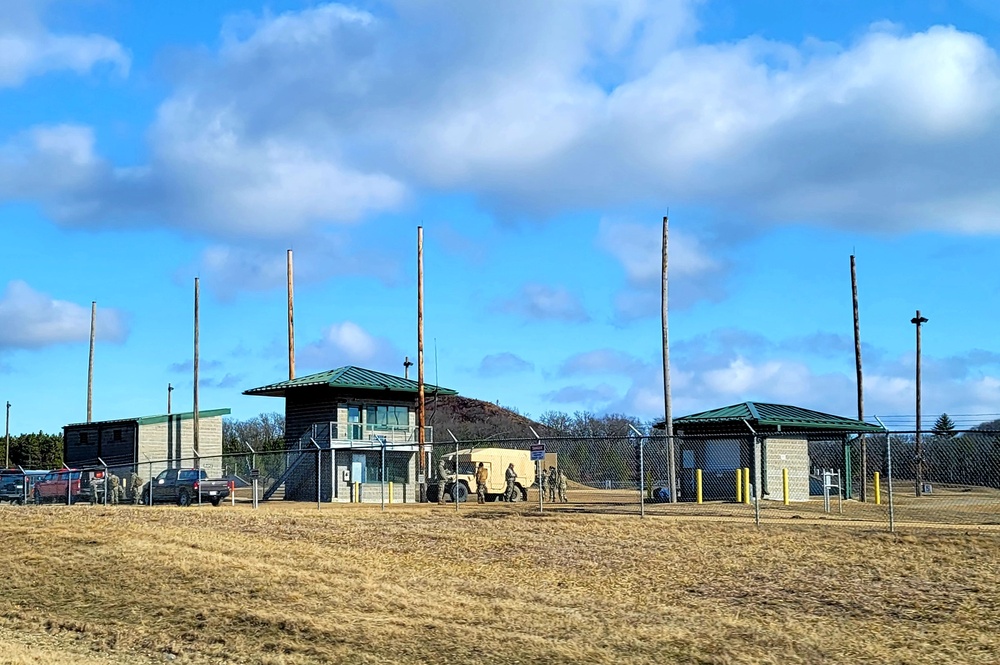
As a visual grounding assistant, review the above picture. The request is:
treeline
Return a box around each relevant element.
[222,413,285,455]
[3,432,63,469]
[810,414,1000,490]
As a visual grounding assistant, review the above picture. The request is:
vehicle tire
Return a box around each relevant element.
[427,484,440,503]
[507,486,522,503]
[33,490,41,505]
[140,488,150,505]
[450,482,469,503]
[210,497,221,507]
[15,497,23,506]
[177,489,191,507]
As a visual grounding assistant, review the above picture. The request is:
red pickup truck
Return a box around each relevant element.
[32,469,100,504]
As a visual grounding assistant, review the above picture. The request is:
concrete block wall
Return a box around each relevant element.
[763,438,809,502]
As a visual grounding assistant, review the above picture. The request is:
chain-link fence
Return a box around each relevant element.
[12,427,999,530]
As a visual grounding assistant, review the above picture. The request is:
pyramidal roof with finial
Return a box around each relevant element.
[666,401,884,432]
[243,366,457,398]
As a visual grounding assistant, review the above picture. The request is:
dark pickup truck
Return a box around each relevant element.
[141,468,230,506]
[0,470,46,504]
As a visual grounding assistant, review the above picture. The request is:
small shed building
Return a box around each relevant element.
[243,366,457,503]
[666,402,885,502]
[63,409,230,480]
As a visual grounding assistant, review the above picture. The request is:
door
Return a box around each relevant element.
[351,454,366,483]
[154,469,177,501]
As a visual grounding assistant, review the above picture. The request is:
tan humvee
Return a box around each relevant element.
[437,447,538,502]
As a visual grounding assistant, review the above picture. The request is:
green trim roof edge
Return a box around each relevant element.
[243,365,457,397]
[64,408,231,429]
[672,401,885,432]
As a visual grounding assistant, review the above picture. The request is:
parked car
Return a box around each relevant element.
[0,469,46,504]
[31,469,99,504]
[140,468,230,507]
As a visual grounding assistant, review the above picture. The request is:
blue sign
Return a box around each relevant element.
[530,443,545,461]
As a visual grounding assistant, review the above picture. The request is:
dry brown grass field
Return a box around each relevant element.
[0,501,998,664]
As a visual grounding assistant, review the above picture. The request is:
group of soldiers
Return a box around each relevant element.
[89,470,145,505]
[541,465,568,503]
[436,456,569,505]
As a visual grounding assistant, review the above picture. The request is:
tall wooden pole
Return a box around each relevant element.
[911,310,928,496]
[661,215,677,503]
[193,278,200,464]
[87,301,96,422]
[287,249,295,380]
[417,227,426,502]
[851,255,867,501]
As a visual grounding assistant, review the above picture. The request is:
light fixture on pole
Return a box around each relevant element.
[910,310,928,497]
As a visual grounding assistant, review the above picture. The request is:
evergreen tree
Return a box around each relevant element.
[932,413,957,438]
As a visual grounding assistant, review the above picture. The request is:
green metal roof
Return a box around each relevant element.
[64,408,231,429]
[243,366,458,398]
[672,402,885,432]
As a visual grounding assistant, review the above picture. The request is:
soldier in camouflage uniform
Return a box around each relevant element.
[504,463,518,502]
[436,457,452,505]
[129,470,143,505]
[557,469,568,503]
[108,472,121,505]
[547,467,557,502]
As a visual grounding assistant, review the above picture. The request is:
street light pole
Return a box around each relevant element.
[911,310,928,497]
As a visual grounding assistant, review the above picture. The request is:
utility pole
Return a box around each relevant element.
[911,310,928,497]
[417,226,427,502]
[403,356,413,380]
[167,383,173,415]
[193,278,200,465]
[87,301,96,422]
[661,214,677,503]
[5,401,10,469]
[287,249,295,380]
[851,255,866,501]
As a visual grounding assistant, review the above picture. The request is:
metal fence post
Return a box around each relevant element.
[63,463,71,505]
[529,427,542,514]
[98,457,108,505]
[875,417,894,532]
[194,450,202,506]
[17,464,27,504]
[311,438,321,510]
[381,436,387,513]
[629,425,645,518]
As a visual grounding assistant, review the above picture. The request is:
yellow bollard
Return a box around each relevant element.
[874,472,881,505]
[743,467,751,505]
[353,482,360,503]
[388,481,393,505]
[782,468,789,505]
[735,469,743,503]
[696,469,703,504]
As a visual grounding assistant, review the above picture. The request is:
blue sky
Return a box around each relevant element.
[3,0,1000,434]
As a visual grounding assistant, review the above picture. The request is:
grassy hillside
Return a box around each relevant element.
[0,503,997,664]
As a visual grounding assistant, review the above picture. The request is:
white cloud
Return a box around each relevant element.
[0,1,129,87]
[478,353,534,376]
[545,329,1000,422]
[0,280,128,349]
[498,284,590,322]
[7,3,1000,239]
[185,232,402,300]
[299,321,401,372]
[598,219,728,316]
